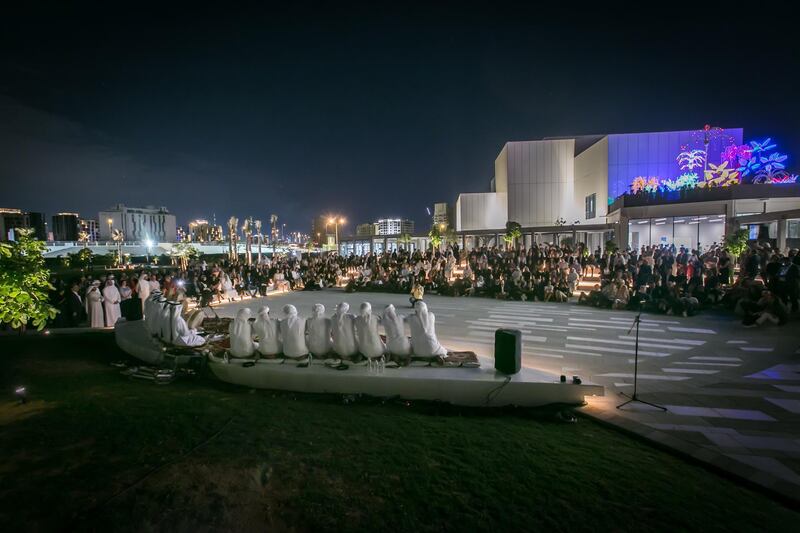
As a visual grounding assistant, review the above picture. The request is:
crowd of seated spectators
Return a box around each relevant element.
[48,240,799,329]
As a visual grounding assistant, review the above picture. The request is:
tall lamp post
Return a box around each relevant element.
[327,216,345,251]
[145,239,153,264]
[107,218,113,241]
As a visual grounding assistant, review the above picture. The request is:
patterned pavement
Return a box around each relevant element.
[215,288,800,502]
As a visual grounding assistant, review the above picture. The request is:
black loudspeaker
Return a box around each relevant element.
[121,297,143,321]
[494,328,521,375]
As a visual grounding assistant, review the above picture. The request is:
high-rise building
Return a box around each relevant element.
[52,212,80,241]
[356,223,377,236]
[80,218,99,241]
[375,218,414,236]
[311,215,334,246]
[98,204,177,242]
[188,219,212,242]
[433,203,451,229]
[0,208,46,241]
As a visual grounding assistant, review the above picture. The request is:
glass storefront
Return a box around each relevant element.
[628,215,726,251]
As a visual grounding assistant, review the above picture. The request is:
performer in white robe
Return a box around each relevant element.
[221,273,237,301]
[253,306,282,356]
[137,272,150,313]
[306,304,332,357]
[279,305,308,358]
[229,308,255,357]
[86,282,105,328]
[355,302,385,358]
[331,302,358,359]
[173,302,205,347]
[102,280,122,326]
[382,304,411,356]
[408,301,447,357]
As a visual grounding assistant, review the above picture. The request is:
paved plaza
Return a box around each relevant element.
[215,288,800,502]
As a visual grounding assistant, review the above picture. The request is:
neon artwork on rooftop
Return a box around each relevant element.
[625,131,797,195]
[676,149,706,171]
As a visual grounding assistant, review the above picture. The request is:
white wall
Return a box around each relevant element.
[494,145,508,193]
[574,136,609,223]
[504,139,576,227]
[456,192,508,231]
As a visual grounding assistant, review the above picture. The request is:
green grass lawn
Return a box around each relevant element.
[0,333,796,532]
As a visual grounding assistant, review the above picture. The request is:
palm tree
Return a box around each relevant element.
[227,216,238,263]
[398,232,412,251]
[254,219,262,264]
[270,214,278,253]
[111,228,124,266]
[78,231,90,249]
[242,217,253,266]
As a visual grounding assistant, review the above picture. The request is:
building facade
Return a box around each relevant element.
[52,212,80,241]
[98,204,177,242]
[433,202,452,229]
[455,127,800,251]
[0,208,46,241]
[80,218,99,241]
[375,218,414,236]
[356,223,377,236]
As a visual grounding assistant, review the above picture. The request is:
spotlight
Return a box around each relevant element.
[15,386,27,404]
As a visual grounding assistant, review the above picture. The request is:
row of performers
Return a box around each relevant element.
[142,292,448,359]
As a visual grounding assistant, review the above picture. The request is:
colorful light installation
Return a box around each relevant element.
[737,137,793,183]
[704,161,740,187]
[676,149,707,171]
[629,135,795,194]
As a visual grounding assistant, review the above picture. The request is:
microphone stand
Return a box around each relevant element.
[617,299,666,411]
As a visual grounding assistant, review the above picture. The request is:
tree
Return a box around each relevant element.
[505,221,522,249]
[428,225,443,248]
[724,229,749,258]
[0,228,58,331]
[398,233,412,250]
[172,242,202,270]
[605,239,618,253]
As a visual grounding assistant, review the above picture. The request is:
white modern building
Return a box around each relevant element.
[98,204,177,243]
[455,128,800,251]
[376,218,414,236]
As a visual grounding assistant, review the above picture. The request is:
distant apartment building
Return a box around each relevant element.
[433,202,451,229]
[52,212,80,241]
[375,218,414,236]
[98,204,177,242]
[80,218,99,241]
[356,223,377,236]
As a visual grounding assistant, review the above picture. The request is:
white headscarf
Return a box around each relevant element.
[331,302,358,357]
[279,304,308,358]
[229,308,255,357]
[253,306,281,356]
[382,304,411,356]
[408,301,446,357]
[306,303,333,357]
[355,302,385,358]
[138,272,150,302]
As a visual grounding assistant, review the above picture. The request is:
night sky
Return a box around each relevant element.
[1,3,798,235]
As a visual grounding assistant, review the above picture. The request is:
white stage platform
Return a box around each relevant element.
[115,319,604,407]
